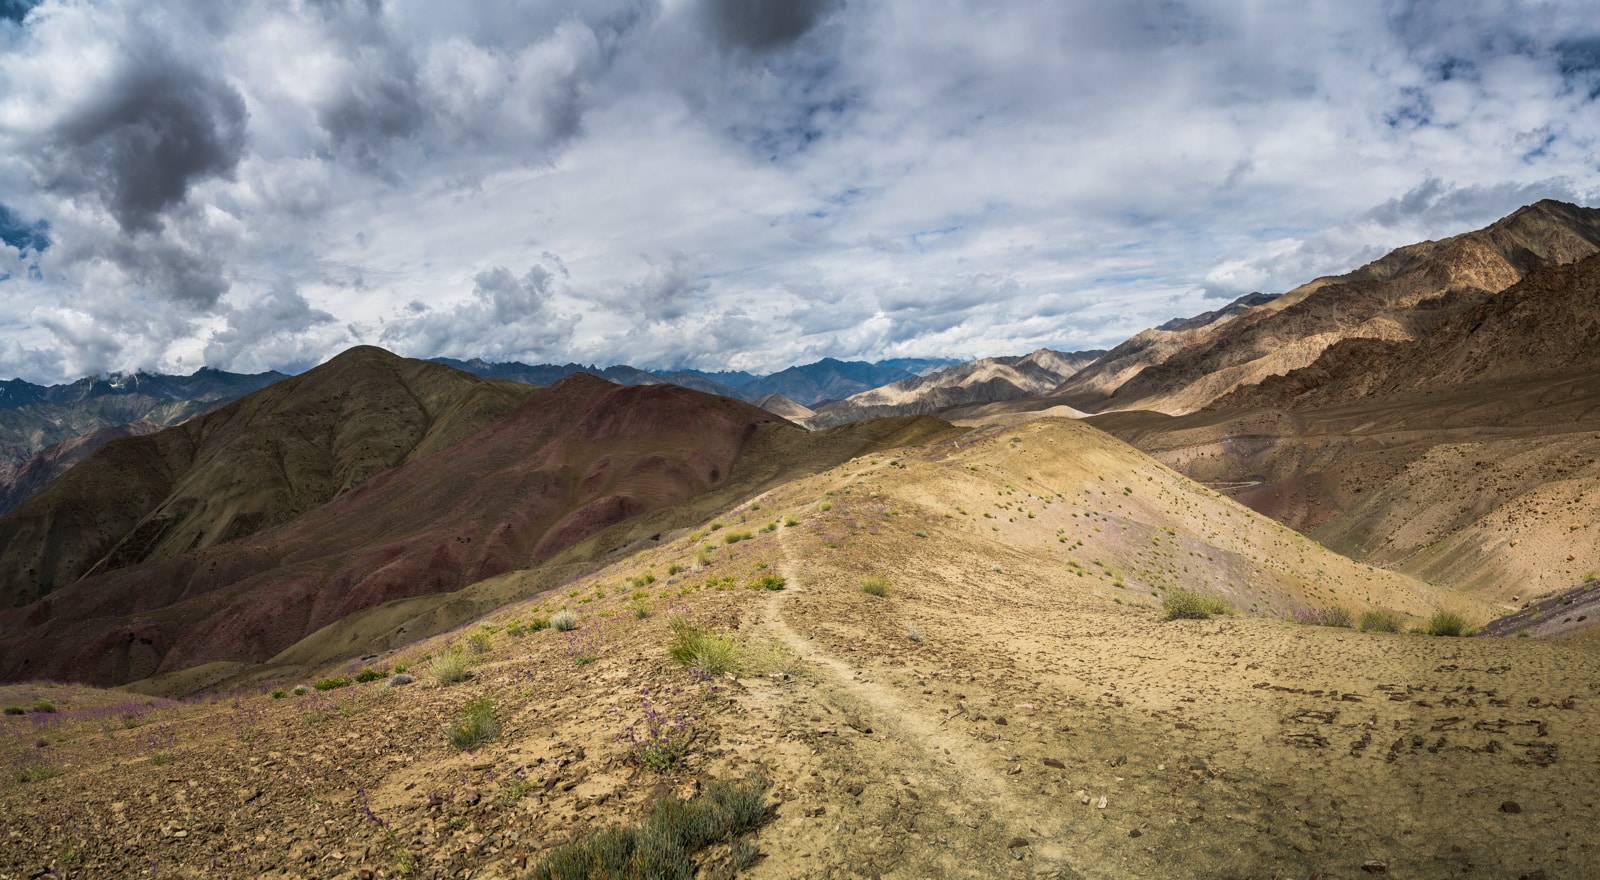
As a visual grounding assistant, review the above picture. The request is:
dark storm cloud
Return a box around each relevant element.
[700,0,837,52]
[0,203,48,254]
[1363,178,1581,229]
[311,0,427,179]
[39,51,246,235]
[83,236,232,308]
[318,58,426,178]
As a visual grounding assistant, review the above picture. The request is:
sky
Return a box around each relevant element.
[2,1,1599,382]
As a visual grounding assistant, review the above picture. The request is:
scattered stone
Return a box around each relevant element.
[1096,796,1107,809]
[1129,829,1143,838]
[1500,801,1522,814]
[1361,860,1388,874]
[846,716,873,734]
[239,787,261,804]
[1007,837,1030,860]
[846,783,865,797]
[1109,754,1126,767]
[993,716,1007,726]
[384,673,415,688]
[1042,758,1065,769]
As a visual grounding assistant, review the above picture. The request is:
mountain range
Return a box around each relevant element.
[6,199,1600,878]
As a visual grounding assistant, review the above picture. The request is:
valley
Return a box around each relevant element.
[4,200,1600,878]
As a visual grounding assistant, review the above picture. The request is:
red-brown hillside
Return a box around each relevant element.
[0,366,803,686]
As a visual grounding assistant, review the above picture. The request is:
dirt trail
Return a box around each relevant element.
[731,522,1079,878]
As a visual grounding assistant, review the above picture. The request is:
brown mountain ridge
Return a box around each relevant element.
[0,349,959,687]
[1052,199,1600,414]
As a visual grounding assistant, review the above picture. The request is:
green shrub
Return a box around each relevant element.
[1359,609,1404,634]
[270,689,288,700]
[748,575,786,591]
[860,576,889,598]
[467,631,493,654]
[355,667,389,683]
[530,776,768,880]
[818,500,833,512]
[724,531,754,545]
[30,700,55,713]
[443,697,498,750]
[430,650,470,685]
[1321,605,1354,628]
[551,610,580,632]
[784,517,798,527]
[1163,590,1230,620]
[1428,610,1470,637]
[528,616,551,632]
[313,677,351,691]
[667,618,742,676]
[3,706,25,715]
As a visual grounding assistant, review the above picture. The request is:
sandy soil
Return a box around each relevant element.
[3,420,1595,879]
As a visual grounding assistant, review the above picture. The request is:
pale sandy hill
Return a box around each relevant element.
[753,393,815,421]
[1093,377,1600,607]
[807,348,1102,428]
[9,418,1596,880]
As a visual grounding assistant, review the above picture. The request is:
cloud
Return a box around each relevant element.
[203,279,341,374]
[380,256,579,362]
[699,0,838,52]
[37,46,247,235]
[2,1,1600,382]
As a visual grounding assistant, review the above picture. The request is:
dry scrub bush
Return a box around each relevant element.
[1359,609,1404,633]
[1163,589,1230,620]
[667,618,742,676]
[443,697,497,750]
[430,650,470,685]
[530,776,767,880]
[1428,610,1471,637]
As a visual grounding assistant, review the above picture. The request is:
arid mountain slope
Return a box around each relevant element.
[0,347,534,609]
[0,422,162,516]
[737,358,931,407]
[807,349,1104,428]
[0,368,285,478]
[0,366,959,687]
[1092,256,1600,607]
[1058,199,1600,414]
[1094,379,1600,606]
[1213,250,1600,409]
[13,417,1585,880]
[753,393,816,420]
[1044,292,1290,409]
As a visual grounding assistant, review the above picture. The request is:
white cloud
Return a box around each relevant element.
[1,0,1599,381]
